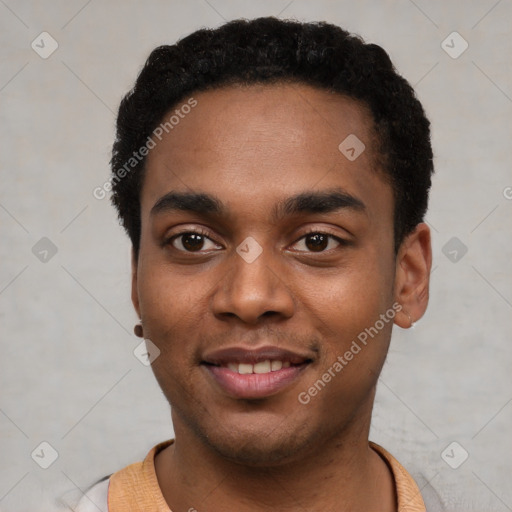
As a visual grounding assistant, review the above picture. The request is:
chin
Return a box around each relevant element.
[197,419,321,467]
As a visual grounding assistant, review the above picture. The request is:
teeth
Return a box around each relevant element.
[238,363,253,375]
[271,360,282,371]
[254,360,271,374]
[225,360,292,374]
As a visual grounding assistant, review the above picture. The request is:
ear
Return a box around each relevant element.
[131,247,141,319]
[393,223,432,328]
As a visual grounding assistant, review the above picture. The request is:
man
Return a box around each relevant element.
[78,16,441,511]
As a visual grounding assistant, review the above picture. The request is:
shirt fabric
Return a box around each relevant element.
[76,439,431,512]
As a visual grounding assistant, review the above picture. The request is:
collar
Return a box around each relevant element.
[107,439,426,511]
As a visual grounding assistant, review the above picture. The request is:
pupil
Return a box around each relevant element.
[183,233,204,251]
[306,233,327,252]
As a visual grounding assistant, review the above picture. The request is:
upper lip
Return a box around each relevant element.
[202,345,314,366]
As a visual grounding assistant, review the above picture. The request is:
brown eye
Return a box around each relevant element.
[292,232,343,253]
[305,233,329,252]
[181,233,204,251]
[170,232,220,252]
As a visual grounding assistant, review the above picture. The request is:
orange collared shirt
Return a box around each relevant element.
[85,440,427,511]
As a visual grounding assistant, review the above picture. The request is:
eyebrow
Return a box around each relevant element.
[150,187,366,220]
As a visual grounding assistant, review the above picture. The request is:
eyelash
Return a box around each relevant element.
[166,228,348,254]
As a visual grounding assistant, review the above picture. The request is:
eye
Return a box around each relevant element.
[168,230,221,253]
[166,229,347,254]
[291,231,345,253]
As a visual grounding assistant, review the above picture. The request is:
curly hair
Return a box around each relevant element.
[110,16,433,257]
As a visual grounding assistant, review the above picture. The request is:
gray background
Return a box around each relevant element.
[1,0,511,510]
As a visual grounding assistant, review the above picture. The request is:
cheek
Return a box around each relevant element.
[138,257,196,322]
[304,257,394,341]
[136,263,202,365]
[299,255,395,390]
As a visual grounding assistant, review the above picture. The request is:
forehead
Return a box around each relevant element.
[148,83,376,165]
[141,83,391,225]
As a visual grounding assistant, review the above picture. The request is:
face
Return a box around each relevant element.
[132,83,426,466]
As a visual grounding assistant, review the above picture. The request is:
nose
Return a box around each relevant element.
[211,246,295,325]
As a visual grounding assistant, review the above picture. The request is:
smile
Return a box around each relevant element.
[201,345,313,399]
[221,360,291,374]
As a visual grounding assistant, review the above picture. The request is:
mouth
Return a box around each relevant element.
[201,346,313,399]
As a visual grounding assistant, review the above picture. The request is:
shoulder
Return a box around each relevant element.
[370,442,445,512]
[75,476,110,512]
[74,440,174,511]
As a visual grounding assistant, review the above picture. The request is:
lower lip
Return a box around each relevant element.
[203,364,308,399]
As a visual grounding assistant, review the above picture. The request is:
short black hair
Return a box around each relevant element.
[111,16,433,257]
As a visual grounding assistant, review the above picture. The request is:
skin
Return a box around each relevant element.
[131,83,432,511]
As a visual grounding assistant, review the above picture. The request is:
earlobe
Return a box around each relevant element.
[393,223,432,329]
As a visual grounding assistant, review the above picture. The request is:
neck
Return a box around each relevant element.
[154,408,396,512]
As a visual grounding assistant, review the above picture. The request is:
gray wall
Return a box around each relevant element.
[1,1,511,510]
